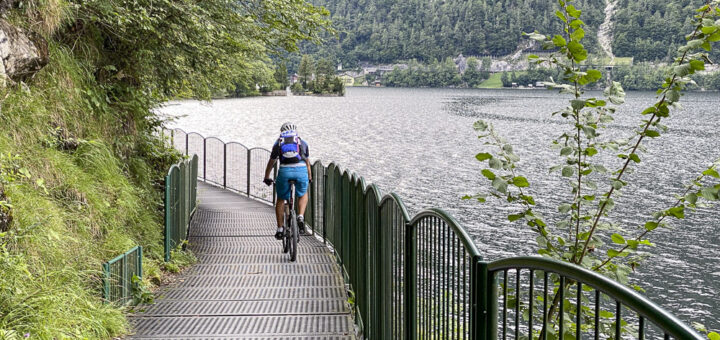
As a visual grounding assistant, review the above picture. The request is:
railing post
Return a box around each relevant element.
[102,263,110,304]
[323,171,328,244]
[474,260,486,340]
[185,133,189,156]
[164,174,171,262]
[223,143,227,189]
[138,246,143,278]
[246,149,251,197]
[404,221,417,340]
[122,255,128,303]
[474,260,496,340]
[203,137,207,181]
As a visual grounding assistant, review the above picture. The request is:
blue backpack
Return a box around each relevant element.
[278,132,303,163]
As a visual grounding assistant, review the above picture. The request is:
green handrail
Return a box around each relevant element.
[102,246,142,305]
[165,128,706,340]
[164,155,198,262]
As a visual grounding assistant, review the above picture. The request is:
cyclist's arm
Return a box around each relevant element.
[264,158,276,180]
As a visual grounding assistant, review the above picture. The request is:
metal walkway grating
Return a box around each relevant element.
[128,182,354,338]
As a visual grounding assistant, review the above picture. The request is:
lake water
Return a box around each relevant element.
[159,87,720,330]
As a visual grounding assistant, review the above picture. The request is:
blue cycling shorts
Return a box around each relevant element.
[276,166,309,200]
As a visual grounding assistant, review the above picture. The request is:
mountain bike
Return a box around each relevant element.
[281,180,299,262]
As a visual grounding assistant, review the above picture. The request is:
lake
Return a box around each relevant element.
[159,87,720,330]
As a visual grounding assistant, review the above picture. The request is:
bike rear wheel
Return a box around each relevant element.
[289,210,298,262]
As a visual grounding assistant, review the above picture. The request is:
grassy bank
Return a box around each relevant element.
[478,73,504,88]
[0,42,182,337]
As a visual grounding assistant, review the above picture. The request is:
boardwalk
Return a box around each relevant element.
[129,182,355,339]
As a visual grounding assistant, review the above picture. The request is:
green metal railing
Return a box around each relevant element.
[165,128,704,340]
[102,246,142,305]
[164,155,199,262]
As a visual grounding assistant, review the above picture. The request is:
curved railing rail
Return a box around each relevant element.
[161,128,704,340]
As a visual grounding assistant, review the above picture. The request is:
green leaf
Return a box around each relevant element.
[627,240,639,249]
[582,126,596,138]
[562,166,574,177]
[611,180,624,190]
[645,130,660,138]
[701,26,718,34]
[555,11,567,23]
[508,214,524,222]
[701,187,719,200]
[667,206,685,219]
[512,176,530,188]
[611,233,626,245]
[567,41,587,61]
[481,169,496,180]
[570,27,585,41]
[492,178,508,194]
[667,89,681,103]
[552,35,567,47]
[687,39,704,49]
[689,60,705,71]
[585,69,602,82]
[558,204,572,214]
[571,99,586,111]
[702,168,720,178]
[709,31,720,43]
[708,332,720,340]
[476,153,492,161]
[569,19,584,29]
[686,193,698,205]
[641,106,657,115]
[566,5,581,18]
[560,147,573,156]
[489,157,502,170]
[645,222,659,231]
[608,249,620,258]
[629,154,641,163]
[473,120,488,132]
[585,147,598,156]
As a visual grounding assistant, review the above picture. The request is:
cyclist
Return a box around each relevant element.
[263,122,312,240]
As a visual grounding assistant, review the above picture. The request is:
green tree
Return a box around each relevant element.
[462,57,485,87]
[274,63,290,90]
[298,55,315,88]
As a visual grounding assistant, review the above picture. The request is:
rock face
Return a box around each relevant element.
[0,19,48,85]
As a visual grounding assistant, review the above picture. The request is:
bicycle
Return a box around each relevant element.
[281,180,299,262]
[264,178,303,262]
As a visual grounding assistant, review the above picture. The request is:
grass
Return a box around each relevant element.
[0,42,184,337]
[478,73,504,88]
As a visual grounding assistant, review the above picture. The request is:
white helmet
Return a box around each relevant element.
[280,122,297,132]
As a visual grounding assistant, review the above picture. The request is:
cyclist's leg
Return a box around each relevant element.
[297,194,308,216]
[274,168,292,239]
[292,167,310,233]
[274,200,285,226]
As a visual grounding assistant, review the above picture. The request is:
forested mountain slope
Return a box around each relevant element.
[612,0,719,61]
[307,0,605,65]
[308,0,718,65]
